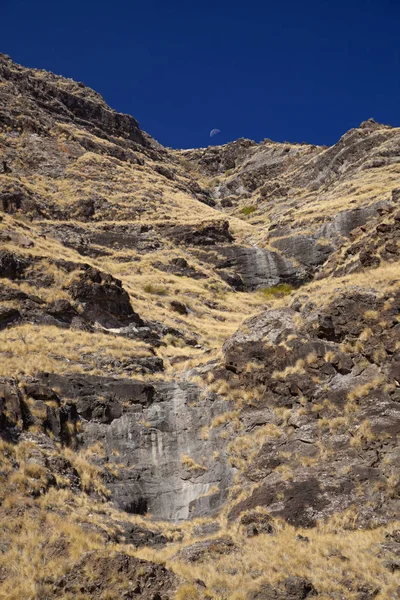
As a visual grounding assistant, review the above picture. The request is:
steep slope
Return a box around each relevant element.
[0,54,400,599]
[179,120,400,279]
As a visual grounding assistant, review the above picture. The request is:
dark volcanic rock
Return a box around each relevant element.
[240,511,274,536]
[271,204,385,273]
[229,477,329,528]
[0,250,29,279]
[216,246,308,289]
[0,377,78,443]
[39,373,155,408]
[24,382,61,403]
[153,257,207,279]
[163,220,234,246]
[272,234,334,268]
[250,577,317,599]
[0,188,39,215]
[0,378,24,440]
[221,289,400,528]
[76,395,123,424]
[319,206,400,277]
[47,551,177,600]
[40,223,163,255]
[45,299,82,325]
[179,138,257,176]
[217,268,245,291]
[111,522,171,547]
[0,306,20,330]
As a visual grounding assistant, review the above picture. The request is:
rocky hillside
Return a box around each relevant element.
[0,53,400,599]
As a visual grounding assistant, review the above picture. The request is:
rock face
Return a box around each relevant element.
[271,202,389,272]
[216,245,308,289]
[78,377,234,520]
[26,372,233,521]
[222,290,400,528]
[1,54,400,599]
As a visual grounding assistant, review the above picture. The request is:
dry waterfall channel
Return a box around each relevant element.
[80,376,234,521]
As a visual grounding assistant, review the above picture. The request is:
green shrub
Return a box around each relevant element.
[258,283,294,299]
[241,205,256,216]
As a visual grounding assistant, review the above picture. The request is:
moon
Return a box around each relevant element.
[210,128,220,138]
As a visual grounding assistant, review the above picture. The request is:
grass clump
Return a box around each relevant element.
[258,283,294,299]
[143,282,168,296]
[180,455,207,472]
[241,205,256,216]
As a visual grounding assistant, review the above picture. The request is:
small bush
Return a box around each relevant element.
[143,283,168,296]
[241,205,256,216]
[175,584,202,600]
[258,283,293,299]
[225,168,234,176]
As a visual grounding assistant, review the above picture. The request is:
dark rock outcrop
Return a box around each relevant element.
[250,577,318,600]
[222,290,400,528]
[170,300,189,315]
[69,266,144,328]
[48,551,177,600]
[0,306,20,330]
[0,250,29,279]
[163,220,234,246]
[153,257,207,279]
[240,511,274,536]
[176,536,236,563]
[0,54,153,151]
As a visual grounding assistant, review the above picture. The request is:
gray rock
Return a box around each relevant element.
[80,379,234,521]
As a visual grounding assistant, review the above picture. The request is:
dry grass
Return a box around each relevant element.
[0,323,154,377]
[227,424,282,471]
[134,515,400,600]
[272,359,306,380]
[180,455,208,472]
[347,375,385,403]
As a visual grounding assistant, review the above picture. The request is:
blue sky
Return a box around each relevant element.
[2,0,399,148]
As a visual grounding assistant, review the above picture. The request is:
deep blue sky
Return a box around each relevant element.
[2,0,399,148]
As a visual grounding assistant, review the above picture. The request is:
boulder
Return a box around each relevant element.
[240,511,274,536]
[177,536,236,563]
[69,266,144,328]
[250,577,317,599]
[0,250,29,279]
[0,306,20,330]
[170,300,189,315]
